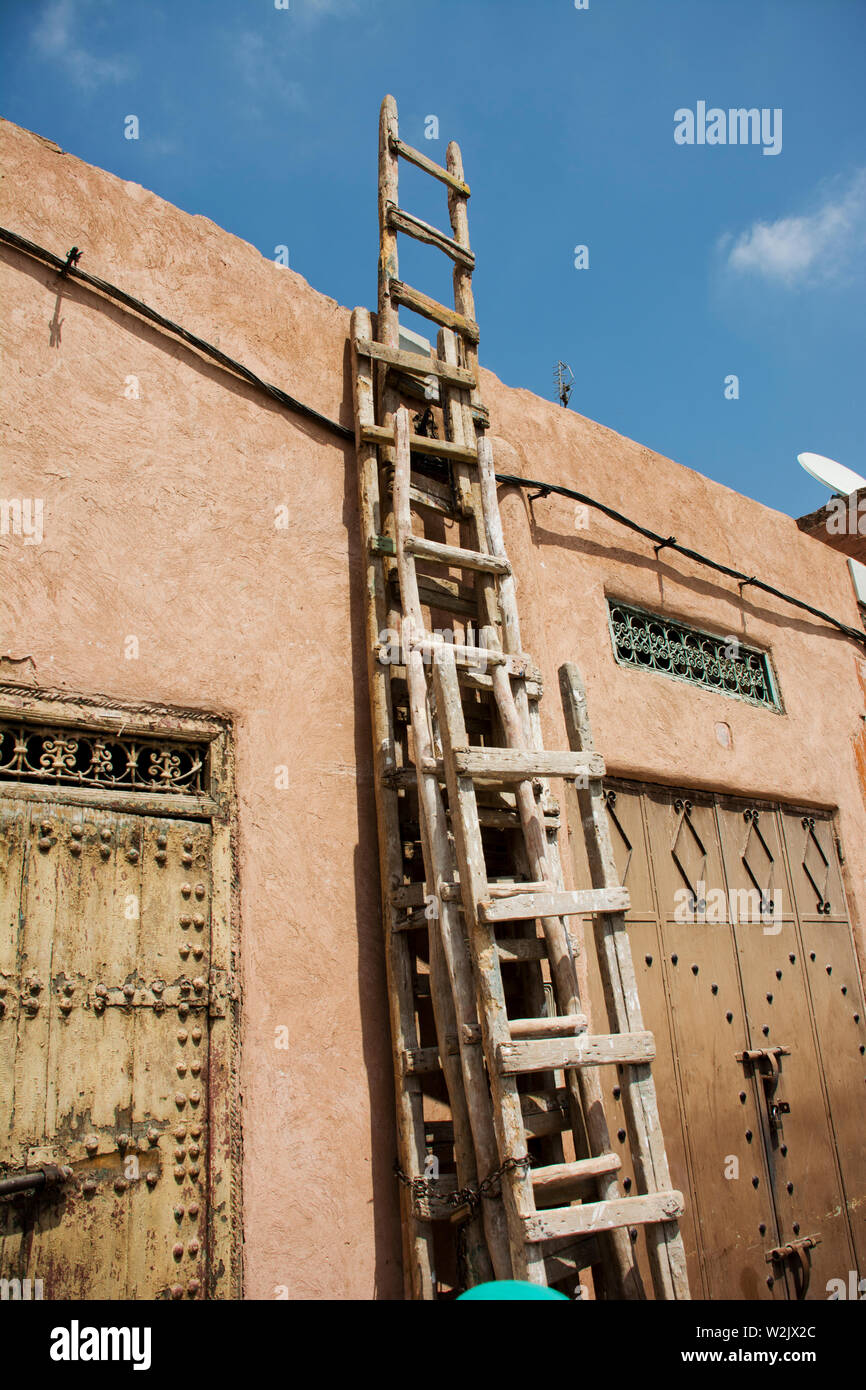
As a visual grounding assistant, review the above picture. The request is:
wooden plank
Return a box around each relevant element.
[433,645,547,1284]
[390,134,471,195]
[496,937,547,963]
[409,480,456,518]
[508,1014,587,1039]
[415,580,477,618]
[388,278,480,343]
[544,1236,602,1283]
[479,808,559,830]
[520,1091,570,1140]
[479,886,630,924]
[405,536,509,575]
[402,1046,441,1075]
[354,337,476,388]
[351,303,436,1300]
[453,749,605,781]
[360,422,478,465]
[531,1154,623,1200]
[386,204,475,268]
[525,1191,686,1244]
[497,1031,656,1074]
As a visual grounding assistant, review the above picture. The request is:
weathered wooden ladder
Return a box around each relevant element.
[351,94,690,1300]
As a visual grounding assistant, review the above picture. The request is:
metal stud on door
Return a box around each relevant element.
[0,803,213,1299]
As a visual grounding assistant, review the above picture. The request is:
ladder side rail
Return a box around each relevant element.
[351,308,437,1298]
[477,435,646,1298]
[394,408,512,1279]
[559,661,692,1300]
[433,644,548,1285]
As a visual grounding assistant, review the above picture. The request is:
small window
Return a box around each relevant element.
[607,601,781,710]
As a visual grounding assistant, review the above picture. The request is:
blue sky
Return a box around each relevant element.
[2,0,865,519]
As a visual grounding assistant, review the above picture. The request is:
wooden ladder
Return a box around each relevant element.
[351,94,690,1300]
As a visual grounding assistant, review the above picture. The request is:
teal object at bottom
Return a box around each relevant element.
[458,1280,570,1301]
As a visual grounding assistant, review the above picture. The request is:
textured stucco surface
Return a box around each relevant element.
[2,118,864,1297]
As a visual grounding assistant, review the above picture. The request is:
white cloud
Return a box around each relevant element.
[232,31,306,117]
[720,169,866,286]
[32,0,130,88]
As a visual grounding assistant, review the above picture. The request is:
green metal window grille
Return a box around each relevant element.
[607,602,780,709]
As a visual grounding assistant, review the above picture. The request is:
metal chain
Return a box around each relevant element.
[394,1154,532,1214]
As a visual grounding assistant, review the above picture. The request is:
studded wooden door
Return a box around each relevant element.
[0,799,213,1299]
[574,779,866,1300]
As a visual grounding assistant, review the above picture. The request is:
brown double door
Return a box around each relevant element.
[577,780,865,1300]
[0,799,213,1299]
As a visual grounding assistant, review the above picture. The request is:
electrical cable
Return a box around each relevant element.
[2,223,862,649]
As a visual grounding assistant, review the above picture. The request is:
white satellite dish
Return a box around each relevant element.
[797,452,866,496]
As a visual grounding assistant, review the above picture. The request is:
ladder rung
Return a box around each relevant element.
[360,423,478,465]
[414,579,477,618]
[530,1154,623,1201]
[452,748,605,782]
[479,886,630,924]
[410,636,535,678]
[544,1235,603,1282]
[405,536,510,574]
[373,639,539,684]
[479,808,559,830]
[354,337,476,388]
[497,1031,656,1074]
[388,278,480,343]
[487,879,549,897]
[496,937,547,963]
[509,1014,587,1040]
[520,1089,569,1139]
[386,203,475,268]
[524,1191,685,1244]
[409,480,456,517]
[389,134,471,196]
[390,883,427,909]
[402,1046,441,1075]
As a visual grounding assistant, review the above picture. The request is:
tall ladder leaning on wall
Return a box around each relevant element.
[351,94,691,1301]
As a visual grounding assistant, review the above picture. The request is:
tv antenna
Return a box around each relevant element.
[554,361,574,409]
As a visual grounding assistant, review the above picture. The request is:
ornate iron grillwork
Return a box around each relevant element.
[0,721,208,795]
[607,602,780,709]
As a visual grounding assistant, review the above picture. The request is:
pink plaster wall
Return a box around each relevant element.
[2,119,864,1296]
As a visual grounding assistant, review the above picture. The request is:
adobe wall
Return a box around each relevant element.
[2,119,863,1297]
